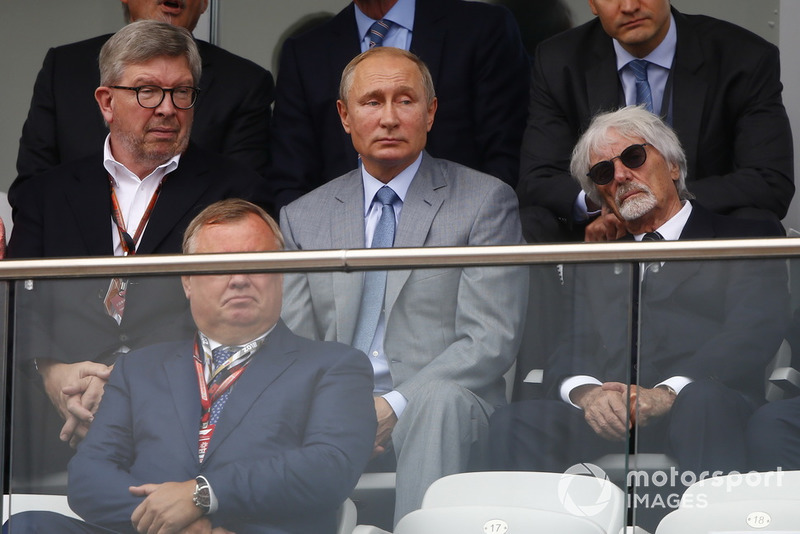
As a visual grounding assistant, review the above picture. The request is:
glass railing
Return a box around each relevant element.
[1,238,798,532]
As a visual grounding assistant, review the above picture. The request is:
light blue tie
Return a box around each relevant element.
[368,19,393,48]
[352,186,399,354]
[629,59,654,113]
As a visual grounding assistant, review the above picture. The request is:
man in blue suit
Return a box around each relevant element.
[6,199,376,534]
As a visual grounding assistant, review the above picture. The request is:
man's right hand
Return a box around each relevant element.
[584,210,628,242]
[36,359,112,445]
[570,382,630,441]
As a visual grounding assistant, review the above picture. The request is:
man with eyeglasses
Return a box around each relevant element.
[515,0,793,243]
[490,108,789,510]
[6,20,264,487]
[11,0,273,204]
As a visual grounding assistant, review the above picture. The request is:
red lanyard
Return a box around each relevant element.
[108,177,165,255]
[192,335,259,429]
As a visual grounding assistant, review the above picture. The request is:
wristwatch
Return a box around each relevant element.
[193,476,211,514]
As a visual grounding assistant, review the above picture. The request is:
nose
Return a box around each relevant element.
[612,158,632,183]
[379,102,400,129]
[228,273,252,288]
[620,0,639,13]
[154,92,177,115]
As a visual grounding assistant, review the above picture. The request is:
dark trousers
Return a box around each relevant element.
[747,396,800,471]
[4,511,119,534]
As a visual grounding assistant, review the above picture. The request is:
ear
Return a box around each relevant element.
[201,0,210,13]
[181,276,192,300]
[588,0,599,16]
[426,97,438,132]
[95,86,114,125]
[337,99,351,134]
[670,162,680,183]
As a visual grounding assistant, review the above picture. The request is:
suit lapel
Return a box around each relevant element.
[670,10,706,181]
[385,155,445,315]
[137,145,214,254]
[64,164,115,255]
[202,323,297,463]
[332,173,368,344]
[163,342,204,464]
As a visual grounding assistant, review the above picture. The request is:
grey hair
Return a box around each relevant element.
[183,199,285,254]
[99,20,201,86]
[339,47,436,106]
[570,106,692,206]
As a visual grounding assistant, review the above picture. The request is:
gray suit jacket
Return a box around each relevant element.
[280,154,528,407]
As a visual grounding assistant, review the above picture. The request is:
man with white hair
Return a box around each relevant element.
[491,106,789,481]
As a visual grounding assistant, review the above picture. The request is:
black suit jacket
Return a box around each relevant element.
[7,144,263,365]
[517,8,794,242]
[269,0,530,209]
[12,35,274,206]
[68,321,376,534]
[545,204,789,402]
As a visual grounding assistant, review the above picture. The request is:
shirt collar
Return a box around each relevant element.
[614,13,677,71]
[361,152,422,215]
[634,200,692,241]
[200,324,275,352]
[102,134,181,184]
[354,0,415,37]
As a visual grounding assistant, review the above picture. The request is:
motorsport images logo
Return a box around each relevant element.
[558,463,616,518]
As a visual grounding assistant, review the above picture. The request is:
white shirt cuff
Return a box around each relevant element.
[382,390,408,419]
[561,375,602,407]
[656,376,692,395]
[574,191,600,222]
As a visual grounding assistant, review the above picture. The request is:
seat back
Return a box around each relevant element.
[422,471,626,533]
[656,499,800,533]
[394,505,607,534]
[679,470,800,507]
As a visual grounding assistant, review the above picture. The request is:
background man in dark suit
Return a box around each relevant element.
[280,47,528,524]
[6,199,376,534]
[7,20,264,487]
[491,107,789,481]
[270,0,530,210]
[11,0,273,207]
[516,0,794,242]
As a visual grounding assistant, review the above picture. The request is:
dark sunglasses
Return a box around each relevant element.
[587,143,651,185]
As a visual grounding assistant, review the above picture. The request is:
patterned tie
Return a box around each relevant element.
[208,346,238,426]
[629,59,654,113]
[368,19,393,48]
[352,186,399,354]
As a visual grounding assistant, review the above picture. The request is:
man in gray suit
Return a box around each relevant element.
[280,46,528,524]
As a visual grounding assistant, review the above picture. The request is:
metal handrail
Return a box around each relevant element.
[1,237,799,279]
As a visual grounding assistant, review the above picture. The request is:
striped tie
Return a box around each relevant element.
[368,19,392,48]
[629,59,654,113]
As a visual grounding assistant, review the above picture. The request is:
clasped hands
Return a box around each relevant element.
[37,359,113,447]
[129,481,234,534]
[571,382,676,441]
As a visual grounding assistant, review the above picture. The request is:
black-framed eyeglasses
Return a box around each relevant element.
[109,85,200,110]
[587,143,651,185]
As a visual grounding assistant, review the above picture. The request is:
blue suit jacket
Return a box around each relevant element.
[67,321,376,534]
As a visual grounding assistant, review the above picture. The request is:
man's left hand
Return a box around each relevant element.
[372,396,397,458]
[129,480,202,534]
[631,386,676,427]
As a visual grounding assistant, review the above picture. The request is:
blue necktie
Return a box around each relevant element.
[209,346,237,426]
[629,59,654,113]
[368,19,393,48]
[352,186,399,354]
